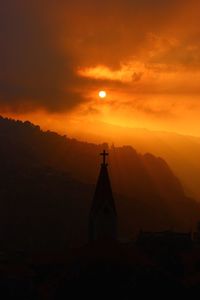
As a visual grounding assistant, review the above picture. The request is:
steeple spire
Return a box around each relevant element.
[89,150,117,242]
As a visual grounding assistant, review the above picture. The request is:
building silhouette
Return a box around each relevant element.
[89,150,117,242]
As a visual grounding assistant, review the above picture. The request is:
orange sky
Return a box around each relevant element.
[1,0,200,137]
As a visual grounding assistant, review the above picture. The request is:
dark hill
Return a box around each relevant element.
[0,116,199,250]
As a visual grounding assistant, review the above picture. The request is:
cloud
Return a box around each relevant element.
[0,0,200,120]
[0,0,87,112]
[77,64,143,83]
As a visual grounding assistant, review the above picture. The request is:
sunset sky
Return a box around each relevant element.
[1,0,200,137]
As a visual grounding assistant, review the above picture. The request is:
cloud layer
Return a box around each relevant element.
[1,0,200,135]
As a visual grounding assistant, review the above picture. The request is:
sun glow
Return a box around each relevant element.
[99,91,107,98]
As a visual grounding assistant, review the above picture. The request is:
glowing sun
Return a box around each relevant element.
[99,90,107,99]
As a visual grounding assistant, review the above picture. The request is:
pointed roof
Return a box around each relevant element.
[90,150,116,216]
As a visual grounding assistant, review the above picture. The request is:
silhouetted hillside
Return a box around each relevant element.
[0,116,199,250]
[70,120,200,200]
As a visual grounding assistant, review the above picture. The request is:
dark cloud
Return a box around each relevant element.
[0,0,198,113]
[0,0,85,112]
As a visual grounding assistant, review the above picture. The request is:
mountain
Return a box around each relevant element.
[0,116,199,250]
[68,120,200,201]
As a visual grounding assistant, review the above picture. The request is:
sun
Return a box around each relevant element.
[99,90,107,99]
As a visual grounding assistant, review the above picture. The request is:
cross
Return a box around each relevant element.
[100,149,109,165]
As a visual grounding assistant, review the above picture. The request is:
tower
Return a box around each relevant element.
[89,150,117,242]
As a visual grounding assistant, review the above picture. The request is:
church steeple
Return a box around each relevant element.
[89,149,117,242]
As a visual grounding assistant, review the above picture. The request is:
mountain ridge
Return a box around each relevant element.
[0,116,199,249]
[66,119,200,200]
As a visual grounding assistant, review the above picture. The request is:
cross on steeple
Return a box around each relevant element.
[100,149,109,166]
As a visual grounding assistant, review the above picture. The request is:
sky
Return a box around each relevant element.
[1,0,200,137]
